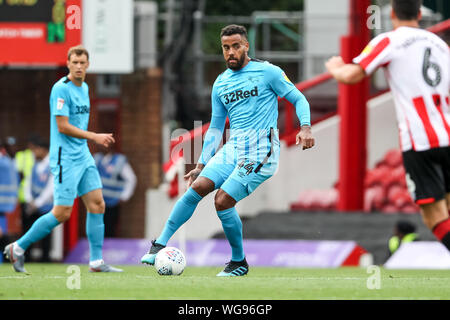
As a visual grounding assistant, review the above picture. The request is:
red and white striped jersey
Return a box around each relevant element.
[353,26,450,152]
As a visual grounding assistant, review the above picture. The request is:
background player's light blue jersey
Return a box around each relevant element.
[49,76,91,167]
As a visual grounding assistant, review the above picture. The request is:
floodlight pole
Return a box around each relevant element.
[337,0,370,211]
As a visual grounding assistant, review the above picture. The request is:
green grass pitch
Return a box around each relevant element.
[0,263,449,300]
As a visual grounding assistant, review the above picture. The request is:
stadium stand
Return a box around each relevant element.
[289,148,420,214]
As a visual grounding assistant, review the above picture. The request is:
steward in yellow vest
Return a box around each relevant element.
[388,220,419,256]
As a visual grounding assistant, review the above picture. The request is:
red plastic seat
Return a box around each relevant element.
[383,149,403,168]
[316,189,338,210]
[365,165,391,188]
[392,189,413,208]
[291,190,316,210]
[364,185,385,212]
[387,184,404,203]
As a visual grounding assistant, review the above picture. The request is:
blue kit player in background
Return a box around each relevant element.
[141,25,315,276]
[4,45,122,273]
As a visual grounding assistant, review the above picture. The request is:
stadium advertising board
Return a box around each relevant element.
[82,0,134,73]
[0,0,82,66]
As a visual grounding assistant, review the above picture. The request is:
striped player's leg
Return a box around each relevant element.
[425,196,450,251]
[403,148,450,251]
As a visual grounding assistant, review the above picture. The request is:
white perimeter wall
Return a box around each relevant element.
[145,92,400,240]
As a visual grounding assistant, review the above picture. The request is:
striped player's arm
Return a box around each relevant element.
[325,56,365,84]
[326,34,392,84]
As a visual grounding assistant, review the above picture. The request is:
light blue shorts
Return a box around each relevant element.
[51,155,102,206]
[199,132,280,202]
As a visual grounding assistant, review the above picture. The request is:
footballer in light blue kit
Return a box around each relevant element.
[49,76,100,204]
[142,25,315,276]
[4,45,122,273]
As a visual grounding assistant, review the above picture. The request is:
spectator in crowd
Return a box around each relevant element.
[15,134,39,235]
[23,136,53,262]
[94,146,137,237]
[0,224,10,264]
[0,139,19,262]
[388,220,419,258]
[4,136,18,158]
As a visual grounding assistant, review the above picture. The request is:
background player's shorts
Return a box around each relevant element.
[51,156,102,206]
[402,146,450,205]
[199,130,280,202]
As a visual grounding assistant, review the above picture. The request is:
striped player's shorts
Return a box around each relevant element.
[402,146,450,205]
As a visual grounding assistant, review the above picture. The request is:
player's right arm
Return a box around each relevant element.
[326,33,393,84]
[55,116,114,148]
[184,82,227,187]
[325,56,365,84]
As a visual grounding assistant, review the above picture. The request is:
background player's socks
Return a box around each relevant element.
[16,211,60,251]
[86,212,105,261]
[156,187,203,246]
[432,218,450,250]
[217,207,244,261]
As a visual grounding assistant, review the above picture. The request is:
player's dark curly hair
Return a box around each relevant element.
[391,0,422,21]
[220,24,248,40]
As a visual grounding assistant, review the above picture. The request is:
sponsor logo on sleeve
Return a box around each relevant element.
[361,44,373,56]
[282,72,292,83]
[57,98,65,110]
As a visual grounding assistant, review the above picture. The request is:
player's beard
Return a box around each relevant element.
[227,54,246,71]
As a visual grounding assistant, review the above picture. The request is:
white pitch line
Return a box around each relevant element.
[0,275,66,279]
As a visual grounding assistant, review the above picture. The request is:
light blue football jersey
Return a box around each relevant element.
[199,59,299,165]
[212,59,296,133]
[49,76,91,167]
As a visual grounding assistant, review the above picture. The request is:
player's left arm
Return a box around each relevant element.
[284,90,315,149]
[268,65,315,150]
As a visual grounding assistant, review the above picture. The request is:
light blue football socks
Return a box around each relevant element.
[156,187,203,246]
[86,212,104,262]
[17,211,60,251]
[16,210,107,264]
[217,207,244,262]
